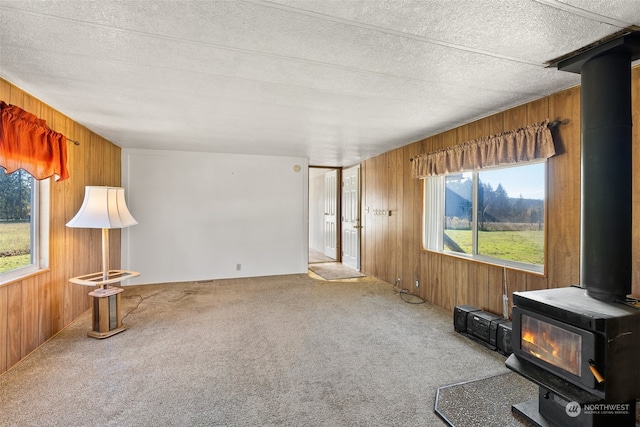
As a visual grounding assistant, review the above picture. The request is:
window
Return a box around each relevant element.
[0,167,49,283]
[424,162,545,273]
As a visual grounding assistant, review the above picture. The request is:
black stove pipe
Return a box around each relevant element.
[580,50,632,302]
[558,33,640,302]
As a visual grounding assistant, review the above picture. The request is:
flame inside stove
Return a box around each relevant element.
[522,330,535,344]
[521,314,582,376]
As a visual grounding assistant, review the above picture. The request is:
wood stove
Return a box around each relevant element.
[506,31,640,427]
[507,287,640,427]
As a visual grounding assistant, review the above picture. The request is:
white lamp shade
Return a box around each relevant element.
[66,186,138,229]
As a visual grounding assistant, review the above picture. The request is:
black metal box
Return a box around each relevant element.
[468,310,502,343]
[496,321,512,355]
[489,318,509,347]
[453,305,480,333]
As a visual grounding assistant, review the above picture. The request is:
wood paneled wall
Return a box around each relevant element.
[0,78,122,375]
[361,66,640,315]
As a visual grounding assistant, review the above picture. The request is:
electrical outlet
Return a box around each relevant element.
[415,280,420,288]
[236,264,241,271]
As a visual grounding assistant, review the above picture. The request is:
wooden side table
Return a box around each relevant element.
[69,270,140,339]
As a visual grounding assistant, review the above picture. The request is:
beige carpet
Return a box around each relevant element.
[0,274,515,427]
[308,262,365,280]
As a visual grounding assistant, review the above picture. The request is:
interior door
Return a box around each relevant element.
[323,169,338,259]
[341,165,360,269]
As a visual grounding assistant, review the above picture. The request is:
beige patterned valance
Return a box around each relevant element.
[410,120,556,178]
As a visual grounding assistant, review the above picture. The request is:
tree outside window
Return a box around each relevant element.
[0,167,36,275]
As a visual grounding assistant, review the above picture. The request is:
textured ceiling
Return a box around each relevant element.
[1,0,639,167]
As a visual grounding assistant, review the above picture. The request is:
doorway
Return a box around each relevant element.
[341,165,360,270]
[308,166,361,270]
[309,167,338,263]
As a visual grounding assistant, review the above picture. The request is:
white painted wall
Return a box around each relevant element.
[121,149,309,285]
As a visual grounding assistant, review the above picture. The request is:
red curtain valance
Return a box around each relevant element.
[0,101,69,181]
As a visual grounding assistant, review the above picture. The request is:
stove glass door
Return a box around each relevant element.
[521,313,582,376]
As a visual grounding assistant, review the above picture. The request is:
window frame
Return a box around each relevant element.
[0,173,50,285]
[423,161,546,274]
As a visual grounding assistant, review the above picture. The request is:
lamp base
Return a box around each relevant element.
[88,325,126,339]
[87,286,126,339]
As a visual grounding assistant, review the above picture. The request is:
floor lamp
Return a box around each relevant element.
[67,186,139,338]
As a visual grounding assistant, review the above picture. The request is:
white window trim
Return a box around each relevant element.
[422,175,444,252]
[0,177,50,284]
